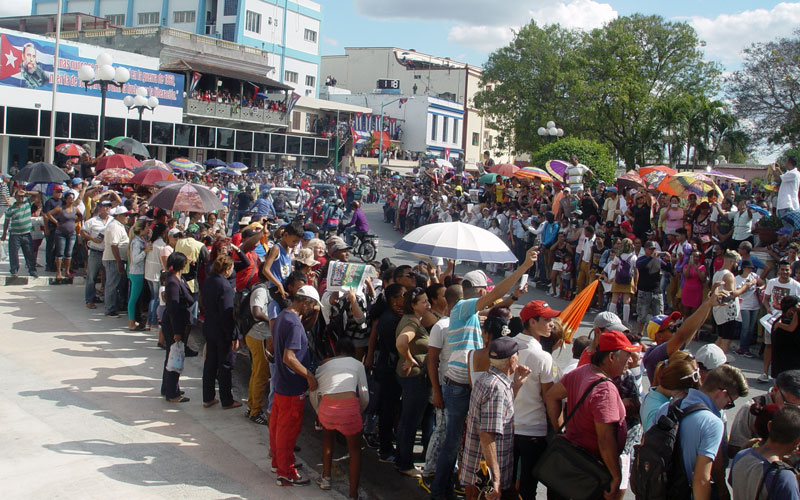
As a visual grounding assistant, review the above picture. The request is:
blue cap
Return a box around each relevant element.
[303,231,314,240]
[0,173,10,180]
[71,177,83,185]
[606,187,618,193]
[778,228,793,235]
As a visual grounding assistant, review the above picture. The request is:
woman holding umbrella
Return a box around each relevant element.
[45,186,85,280]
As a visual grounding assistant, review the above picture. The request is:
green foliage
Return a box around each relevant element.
[530,137,615,186]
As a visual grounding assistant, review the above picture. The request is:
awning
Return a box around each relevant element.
[296,96,372,114]
[384,165,417,176]
[160,59,292,91]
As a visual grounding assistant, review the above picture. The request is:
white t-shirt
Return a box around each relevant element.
[765,278,800,313]
[102,218,129,261]
[247,286,270,340]
[777,168,800,211]
[427,316,451,385]
[311,357,370,411]
[83,215,110,252]
[602,261,616,293]
[513,334,554,437]
[577,234,595,263]
[712,269,741,324]
[736,273,760,311]
[566,163,590,192]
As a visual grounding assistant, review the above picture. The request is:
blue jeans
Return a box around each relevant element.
[740,309,759,350]
[103,260,123,315]
[431,381,472,496]
[8,232,36,276]
[54,232,76,259]
[395,374,434,471]
[344,225,357,245]
[85,250,104,304]
[147,279,160,325]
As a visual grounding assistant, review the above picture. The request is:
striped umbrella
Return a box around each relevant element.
[169,157,199,173]
[55,143,86,157]
[394,221,517,263]
[96,168,135,184]
[705,170,746,183]
[659,172,722,200]
[95,154,141,172]
[148,182,224,212]
[514,166,553,182]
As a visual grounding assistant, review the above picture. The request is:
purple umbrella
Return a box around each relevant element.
[545,159,570,183]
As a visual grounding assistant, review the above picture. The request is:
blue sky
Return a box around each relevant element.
[317,0,798,71]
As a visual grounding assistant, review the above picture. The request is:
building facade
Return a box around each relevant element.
[30,0,321,97]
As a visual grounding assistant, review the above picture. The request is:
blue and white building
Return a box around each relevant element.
[30,0,321,97]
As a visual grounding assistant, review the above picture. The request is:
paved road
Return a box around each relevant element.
[0,204,770,499]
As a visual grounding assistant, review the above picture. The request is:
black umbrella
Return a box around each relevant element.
[148,182,223,212]
[12,162,70,185]
[109,137,151,158]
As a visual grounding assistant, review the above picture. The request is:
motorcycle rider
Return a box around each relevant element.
[343,201,370,246]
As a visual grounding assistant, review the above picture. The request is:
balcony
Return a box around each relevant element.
[185,99,289,128]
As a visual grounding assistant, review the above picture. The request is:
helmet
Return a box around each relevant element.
[351,201,360,209]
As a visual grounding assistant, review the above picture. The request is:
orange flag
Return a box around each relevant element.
[559,279,599,344]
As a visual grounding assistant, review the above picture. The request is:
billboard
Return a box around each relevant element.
[0,31,184,108]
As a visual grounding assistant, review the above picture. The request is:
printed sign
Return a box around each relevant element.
[325,261,376,292]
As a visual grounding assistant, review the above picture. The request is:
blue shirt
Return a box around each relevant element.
[250,197,276,218]
[445,298,483,384]
[271,309,310,396]
[654,388,723,479]
[729,448,800,500]
[640,387,670,431]
[541,222,560,246]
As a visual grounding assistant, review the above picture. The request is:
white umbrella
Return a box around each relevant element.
[434,158,454,170]
[394,221,517,263]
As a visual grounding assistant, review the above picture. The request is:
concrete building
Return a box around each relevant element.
[29,0,322,97]
[321,47,513,168]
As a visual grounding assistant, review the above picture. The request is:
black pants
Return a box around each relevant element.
[376,371,401,457]
[161,315,187,399]
[202,335,234,406]
[45,230,56,271]
[514,435,549,500]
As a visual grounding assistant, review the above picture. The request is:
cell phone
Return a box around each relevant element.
[520,273,529,288]
[719,294,735,304]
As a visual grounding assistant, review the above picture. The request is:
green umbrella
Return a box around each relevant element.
[105,137,151,158]
[479,173,502,184]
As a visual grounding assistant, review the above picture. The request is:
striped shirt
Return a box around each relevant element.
[6,200,32,234]
[0,183,9,207]
[444,298,483,384]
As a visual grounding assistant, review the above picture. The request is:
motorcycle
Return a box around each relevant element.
[337,222,378,263]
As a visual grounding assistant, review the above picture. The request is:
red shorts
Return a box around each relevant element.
[318,396,363,436]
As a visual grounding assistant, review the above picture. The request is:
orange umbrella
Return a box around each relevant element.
[559,279,599,343]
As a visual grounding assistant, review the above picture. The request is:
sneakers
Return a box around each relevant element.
[736,348,755,358]
[419,474,434,493]
[249,412,268,425]
[271,463,303,473]
[364,433,380,449]
[378,453,396,463]
[397,466,422,478]
[316,476,331,490]
[276,473,310,486]
[758,372,772,383]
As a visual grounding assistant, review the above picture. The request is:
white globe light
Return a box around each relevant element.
[557,128,564,137]
[123,95,134,107]
[96,52,113,66]
[537,127,547,136]
[114,66,130,83]
[548,126,558,136]
[97,64,115,81]
[147,96,159,109]
[705,165,712,172]
[133,95,147,107]
[546,121,555,129]
[136,87,148,97]
[78,65,95,82]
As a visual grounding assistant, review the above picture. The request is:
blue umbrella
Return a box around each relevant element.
[204,158,227,168]
[229,162,247,170]
[748,204,770,216]
[211,166,242,176]
[335,175,348,183]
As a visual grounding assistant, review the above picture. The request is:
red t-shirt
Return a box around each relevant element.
[560,364,627,458]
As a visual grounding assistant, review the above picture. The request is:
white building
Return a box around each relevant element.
[321,47,513,167]
[30,0,322,97]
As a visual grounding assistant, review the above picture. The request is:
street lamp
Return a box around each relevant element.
[537,120,563,140]
[123,87,159,142]
[377,96,411,175]
[78,53,130,150]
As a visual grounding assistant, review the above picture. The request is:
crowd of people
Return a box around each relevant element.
[190,89,288,112]
[4,148,800,500]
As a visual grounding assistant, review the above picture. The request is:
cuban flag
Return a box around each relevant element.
[219,189,229,206]
[0,33,55,89]
[287,91,301,114]
[188,71,202,95]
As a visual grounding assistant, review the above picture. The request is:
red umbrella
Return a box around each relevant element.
[488,163,520,177]
[55,143,86,157]
[95,168,135,184]
[95,154,141,172]
[131,168,174,186]
[616,171,648,194]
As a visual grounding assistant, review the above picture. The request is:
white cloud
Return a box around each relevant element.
[353,0,533,26]
[684,2,800,67]
[447,25,517,53]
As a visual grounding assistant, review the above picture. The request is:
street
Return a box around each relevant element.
[0,204,770,500]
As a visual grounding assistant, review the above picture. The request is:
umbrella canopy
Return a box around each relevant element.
[488,163,520,177]
[105,137,151,158]
[204,158,227,168]
[748,203,770,216]
[55,143,86,157]
[139,159,172,172]
[514,166,553,182]
[131,168,174,186]
[479,173,502,184]
[96,168,135,184]
[641,167,676,188]
[95,154,141,172]
[434,158,454,170]
[559,280,600,344]
[210,166,242,176]
[12,162,70,185]
[169,158,199,173]
[658,172,722,200]
[545,159,570,183]
[394,221,517,263]
[616,171,648,194]
[228,161,248,171]
[705,170,746,183]
[148,182,224,213]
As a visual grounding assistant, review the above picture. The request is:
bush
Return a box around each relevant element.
[530,137,616,187]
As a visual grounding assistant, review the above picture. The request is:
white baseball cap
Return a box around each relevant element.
[295,285,321,305]
[695,344,727,371]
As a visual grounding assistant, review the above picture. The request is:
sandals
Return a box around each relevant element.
[222,401,243,410]
[203,399,219,408]
[167,396,190,403]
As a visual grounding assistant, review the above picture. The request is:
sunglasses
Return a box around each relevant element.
[779,388,800,408]
[724,390,736,410]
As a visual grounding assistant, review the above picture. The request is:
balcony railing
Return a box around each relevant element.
[186,99,288,126]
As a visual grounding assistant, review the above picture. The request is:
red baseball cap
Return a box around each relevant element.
[597,331,642,353]
[520,300,561,323]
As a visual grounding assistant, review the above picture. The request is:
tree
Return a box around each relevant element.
[727,31,800,148]
[530,137,615,186]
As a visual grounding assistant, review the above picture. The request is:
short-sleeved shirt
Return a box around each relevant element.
[642,342,670,384]
[83,215,110,252]
[513,334,554,436]
[460,367,515,489]
[640,387,670,431]
[765,278,800,313]
[728,393,773,450]
[730,448,800,500]
[246,285,270,340]
[395,314,429,378]
[427,316,451,385]
[271,309,310,396]
[561,364,627,458]
[653,388,723,479]
[444,298,483,384]
[102,218,129,261]
[6,200,33,234]
[566,163,590,192]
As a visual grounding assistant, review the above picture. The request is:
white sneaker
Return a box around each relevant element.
[316,476,331,490]
[757,372,771,383]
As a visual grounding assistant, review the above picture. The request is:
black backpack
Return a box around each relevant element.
[630,397,709,500]
[756,460,798,500]
[233,282,266,338]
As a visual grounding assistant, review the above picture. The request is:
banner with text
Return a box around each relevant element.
[325,261,376,292]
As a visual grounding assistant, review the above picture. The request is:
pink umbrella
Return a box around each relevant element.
[488,163,520,177]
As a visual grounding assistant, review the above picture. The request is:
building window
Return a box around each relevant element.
[107,14,125,25]
[173,10,196,24]
[431,115,438,142]
[223,0,238,16]
[285,71,299,84]
[245,11,261,33]
[442,117,449,143]
[472,132,479,146]
[305,75,315,87]
[222,23,235,41]
[304,29,317,43]
[137,12,159,25]
[453,119,459,143]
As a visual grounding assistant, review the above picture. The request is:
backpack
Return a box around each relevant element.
[615,255,634,285]
[630,397,709,500]
[233,282,266,338]
[756,460,798,500]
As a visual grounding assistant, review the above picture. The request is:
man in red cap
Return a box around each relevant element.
[545,331,642,500]
[513,300,561,500]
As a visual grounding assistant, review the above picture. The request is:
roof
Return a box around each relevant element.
[160,59,291,91]
[295,96,372,114]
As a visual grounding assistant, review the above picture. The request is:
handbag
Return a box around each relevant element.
[532,377,613,500]
[166,341,185,373]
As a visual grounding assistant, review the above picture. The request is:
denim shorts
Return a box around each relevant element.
[54,232,77,259]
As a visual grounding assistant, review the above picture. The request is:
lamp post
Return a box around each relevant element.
[537,120,564,140]
[377,96,409,175]
[78,53,130,151]
[123,87,159,143]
